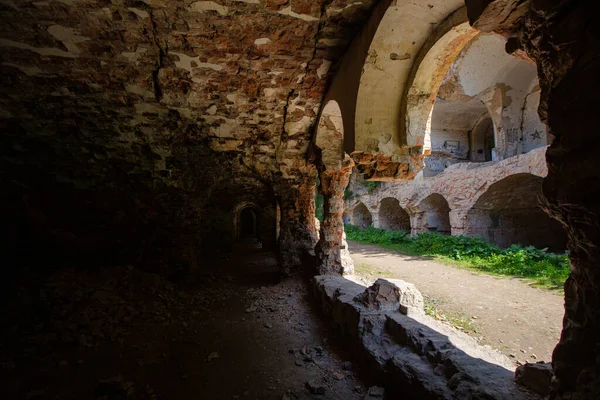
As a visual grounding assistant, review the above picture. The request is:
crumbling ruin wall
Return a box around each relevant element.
[346,146,548,238]
[0,0,383,278]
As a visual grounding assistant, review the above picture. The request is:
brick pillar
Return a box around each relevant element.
[449,209,468,236]
[316,157,355,275]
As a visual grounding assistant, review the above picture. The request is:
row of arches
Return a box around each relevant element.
[347,173,567,251]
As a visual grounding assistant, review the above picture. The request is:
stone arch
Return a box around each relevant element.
[469,112,495,162]
[352,202,372,229]
[203,175,277,253]
[403,9,477,149]
[379,197,410,233]
[465,173,567,251]
[425,98,490,177]
[234,201,259,242]
[402,10,547,172]
[414,193,451,235]
[354,1,467,155]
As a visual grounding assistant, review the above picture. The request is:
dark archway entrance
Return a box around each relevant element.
[352,202,372,229]
[240,207,258,238]
[379,198,410,233]
[465,173,567,251]
[418,194,451,235]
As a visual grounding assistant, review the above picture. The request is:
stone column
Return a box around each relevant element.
[316,156,355,275]
[449,209,468,237]
[410,212,424,236]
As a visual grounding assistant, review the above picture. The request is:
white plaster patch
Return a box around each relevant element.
[268,70,283,76]
[171,52,223,72]
[326,2,363,17]
[317,59,332,79]
[206,104,218,115]
[277,6,319,22]
[47,25,89,54]
[0,38,77,58]
[285,116,313,136]
[128,7,150,19]
[204,116,237,138]
[188,1,228,16]
[125,84,154,99]
[254,38,271,46]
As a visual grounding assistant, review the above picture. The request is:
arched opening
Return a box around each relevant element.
[352,202,372,229]
[202,177,277,254]
[402,17,548,176]
[425,98,491,176]
[239,207,258,239]
[417,194,451,234]
[469,114,495,162]
[379,198,410,233]
[316,100,344,171]
[465,173,567,251]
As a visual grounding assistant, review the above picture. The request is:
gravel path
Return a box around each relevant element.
[348,240,564,365]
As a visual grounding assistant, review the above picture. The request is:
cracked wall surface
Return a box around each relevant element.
[0,0,381,273]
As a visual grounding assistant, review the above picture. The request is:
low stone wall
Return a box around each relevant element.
[313,275,538,399]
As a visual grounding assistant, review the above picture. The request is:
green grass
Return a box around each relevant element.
[345,225,570,290]
[354,262,391,277]
[423,296,479,334]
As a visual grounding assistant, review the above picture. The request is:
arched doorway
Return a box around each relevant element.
[379,198,410,233]
[352,202,372,229]
[239,207,257,238]
[469,114,495,162]
[417,194,451,235]
[465,173,567,251]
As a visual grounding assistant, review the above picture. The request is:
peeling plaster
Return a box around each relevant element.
[317,60,332,79]
[171,52,224,72]
[277,6,319,22]
[188,1,229,16]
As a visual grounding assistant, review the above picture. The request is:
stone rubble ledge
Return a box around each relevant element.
[312,275,539,399]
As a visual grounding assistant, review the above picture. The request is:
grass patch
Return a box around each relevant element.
[345,225,570,290]
[354,263,391,277]
[424,296,479,334]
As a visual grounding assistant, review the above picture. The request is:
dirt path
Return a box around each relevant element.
[348,240,564,365]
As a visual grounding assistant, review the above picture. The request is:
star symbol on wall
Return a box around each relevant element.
[531,130,542,140]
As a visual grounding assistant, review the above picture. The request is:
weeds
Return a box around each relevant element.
[345,225,570,290]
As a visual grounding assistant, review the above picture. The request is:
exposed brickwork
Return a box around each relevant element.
[0,0,380,272]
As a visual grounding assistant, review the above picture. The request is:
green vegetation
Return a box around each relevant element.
[343,188,354,200]
[423,296,479,334]
[315,193,324,222]
[354,262,391,277]
[365,181,381,193]
[345,225,570,289]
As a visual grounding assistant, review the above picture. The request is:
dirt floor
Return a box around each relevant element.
[348,240,564,366]
[1,249,377,400]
